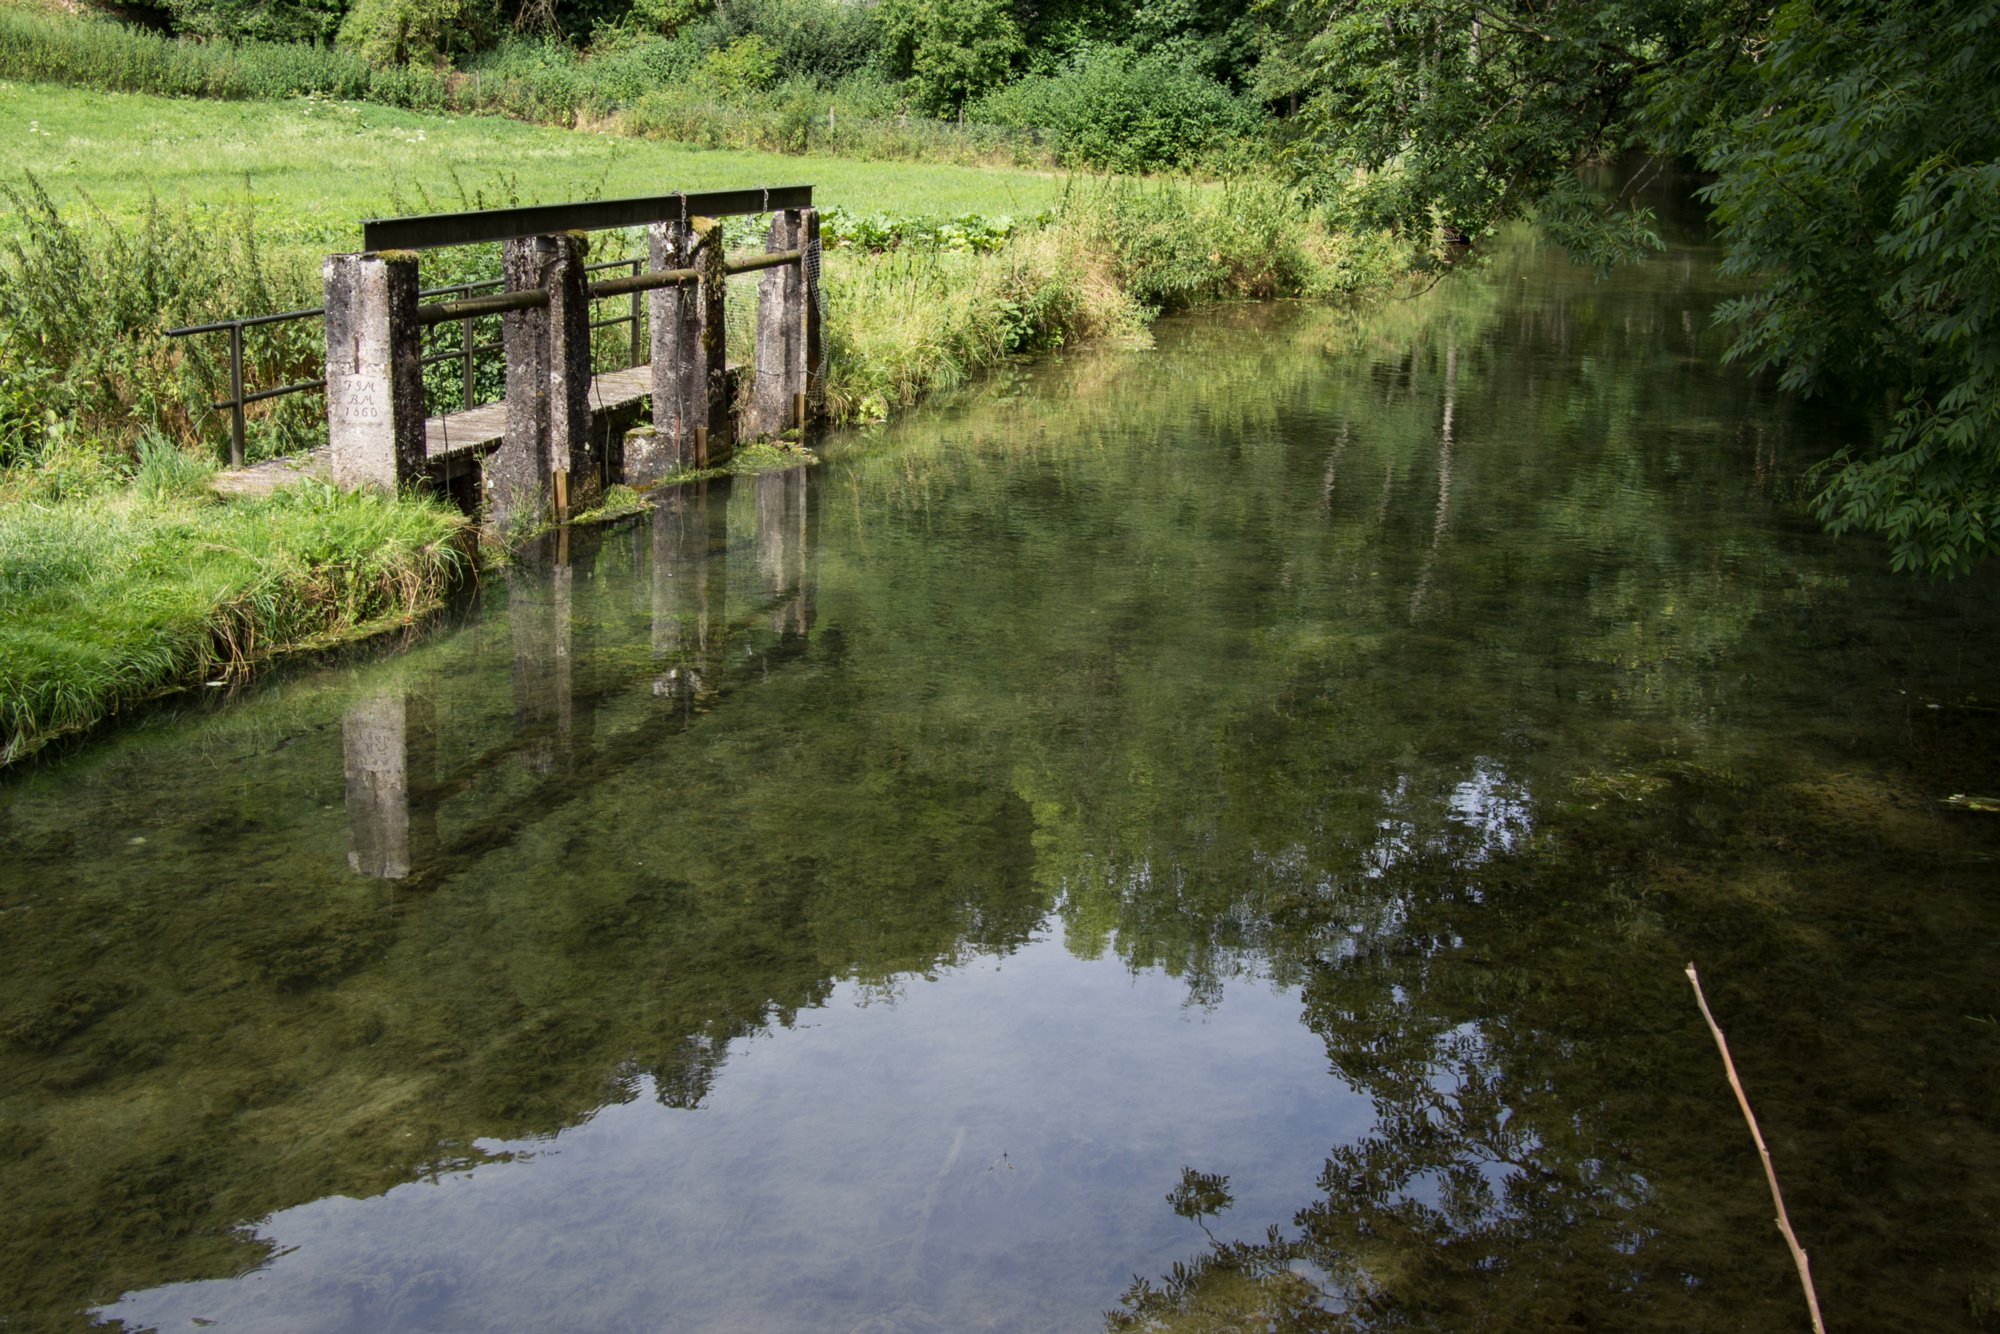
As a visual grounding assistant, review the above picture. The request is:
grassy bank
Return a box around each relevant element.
[0,450,468,765]
[823,176,1400,420]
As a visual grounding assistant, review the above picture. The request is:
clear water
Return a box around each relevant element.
[3,212,1998,1333]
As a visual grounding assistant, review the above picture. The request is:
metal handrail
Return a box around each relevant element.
[163,241,804,464]
[417,288,547,326]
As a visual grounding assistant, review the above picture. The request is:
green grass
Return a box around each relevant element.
[0,465,468,765]
[0,80,1069,252]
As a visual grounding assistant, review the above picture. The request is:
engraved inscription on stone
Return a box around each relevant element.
[328,374,392,434]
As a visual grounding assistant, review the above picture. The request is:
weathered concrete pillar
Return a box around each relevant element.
[342,690,436,879]
[323,252,425,492]
[646,216,728,475]
[492,232,593,531]
[749,209,816,440]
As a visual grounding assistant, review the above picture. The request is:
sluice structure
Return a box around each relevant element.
[191,187,823,529]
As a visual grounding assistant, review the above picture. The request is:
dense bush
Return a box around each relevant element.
[974,45,1256,171]
[685,0,881,84]
[162,0,348,44]
[878,0,1021,114]
[337,0,496,66]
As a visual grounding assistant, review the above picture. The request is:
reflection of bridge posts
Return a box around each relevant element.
[510,552,576,776]
[649,481,729,704]
[754,465,814,638]
[342,691,436,879]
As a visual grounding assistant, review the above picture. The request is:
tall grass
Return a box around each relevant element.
[824,178,1404,421]
[0,175,324,467]
[0,9,379,101]
[0,478,468,765]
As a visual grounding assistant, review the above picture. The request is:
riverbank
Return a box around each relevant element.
[0,84,1402,768]
[0,454,468,765]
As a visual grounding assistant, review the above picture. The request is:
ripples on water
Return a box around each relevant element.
[2,219,1997,1332]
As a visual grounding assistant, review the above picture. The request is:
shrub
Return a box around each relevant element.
[625,0,710,39]
[878,0,1021,114]
[162,0,347,45]
[337,0,495,67]
[974,45,1257,172]
[703,33,777,95]
[695,0,880,84]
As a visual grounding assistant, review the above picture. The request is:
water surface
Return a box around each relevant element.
[3,217,1998,1332]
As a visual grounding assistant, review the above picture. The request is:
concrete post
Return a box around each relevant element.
[647,216,728,475]
[493,232,593,531]
[548,232,600,514]
[323,252,425,492]
[750,210,803,440]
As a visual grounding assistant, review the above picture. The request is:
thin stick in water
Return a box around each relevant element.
[1685,962,1827,1334]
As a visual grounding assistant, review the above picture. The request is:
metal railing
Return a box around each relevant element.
[167,248,802,467]
[165,260,650,465]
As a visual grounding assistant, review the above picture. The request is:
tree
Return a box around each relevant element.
[1701,1,2000,575]
[879,0,1024,114]
[1289,0,2000,575]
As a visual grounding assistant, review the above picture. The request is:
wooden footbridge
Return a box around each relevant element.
[174,186,823,529]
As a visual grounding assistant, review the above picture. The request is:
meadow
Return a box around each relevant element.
[0,80,1071,250]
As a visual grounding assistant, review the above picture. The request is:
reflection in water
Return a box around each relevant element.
[341,691,435,879]
[653,479,730,703]
[1,224,1997,1332]
[1408,336,1454,623]
[510,555,578,777]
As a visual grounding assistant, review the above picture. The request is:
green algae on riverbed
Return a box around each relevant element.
[3,220,1999,1332]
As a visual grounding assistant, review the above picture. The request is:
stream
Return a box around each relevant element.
[3,203,1998,1332]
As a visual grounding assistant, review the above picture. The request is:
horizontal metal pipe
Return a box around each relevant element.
[724,248,802,275]
[210,377,327,410]
[166,305,324,337]
[587,266,697,299]
[417,289,548,326]
[419,343,500,368]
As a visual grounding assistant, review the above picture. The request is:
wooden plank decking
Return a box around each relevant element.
[211,365,657,498]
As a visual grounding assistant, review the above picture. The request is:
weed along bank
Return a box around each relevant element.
[190,185,825,531]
